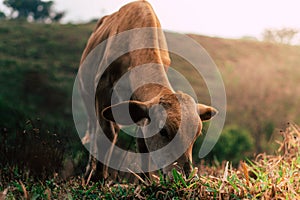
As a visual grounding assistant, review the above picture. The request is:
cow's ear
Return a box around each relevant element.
[101,101,149,125]
[197,104,218,121]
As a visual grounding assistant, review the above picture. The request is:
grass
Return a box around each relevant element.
[1,124,299,199]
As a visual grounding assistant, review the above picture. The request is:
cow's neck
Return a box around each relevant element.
[129,64,173,102]
[132,84,173,103]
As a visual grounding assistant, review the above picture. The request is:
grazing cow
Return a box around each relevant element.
[79,0,217,181]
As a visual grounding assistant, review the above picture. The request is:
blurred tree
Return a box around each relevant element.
[3,0,64,23]
[276,28,298,44]
[0,10,6,19]
[262,29,277,43]
[263,28,298,45]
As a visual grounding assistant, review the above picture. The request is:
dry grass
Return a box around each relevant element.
[192,123,300,199]
[1,124,299,199]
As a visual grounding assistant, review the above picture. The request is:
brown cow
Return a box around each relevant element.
[79,0,217,181]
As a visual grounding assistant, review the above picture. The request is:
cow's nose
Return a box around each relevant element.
[183,162,193,177]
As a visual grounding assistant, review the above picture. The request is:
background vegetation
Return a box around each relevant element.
[2,0,64,23]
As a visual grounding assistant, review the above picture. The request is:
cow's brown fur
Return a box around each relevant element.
[79,1,217,181]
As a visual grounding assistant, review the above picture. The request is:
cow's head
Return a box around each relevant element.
[102,91,217,177]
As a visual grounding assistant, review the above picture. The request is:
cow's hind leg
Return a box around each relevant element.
[84,131,105,182]
[84,120,119,181]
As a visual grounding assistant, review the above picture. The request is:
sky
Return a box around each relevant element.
[1,0,300,40]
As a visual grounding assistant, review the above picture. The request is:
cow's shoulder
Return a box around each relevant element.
[80,1,163,64]
[93,15,109,32]
[117,1,160,30]
[120,0,153,11]
[93,1,157,33]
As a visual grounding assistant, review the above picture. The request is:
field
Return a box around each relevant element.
[0,20,300,199]
[1,124,299,199]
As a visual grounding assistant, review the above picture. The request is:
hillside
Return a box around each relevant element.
[1,20,300,167]
[188,34,300,153]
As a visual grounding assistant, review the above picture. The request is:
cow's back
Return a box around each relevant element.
[80,0,170,68]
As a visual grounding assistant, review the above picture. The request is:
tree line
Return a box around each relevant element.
[0,0,64,23]
[262,28,299,45]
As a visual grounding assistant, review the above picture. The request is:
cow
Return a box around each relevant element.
[78,0,218,181]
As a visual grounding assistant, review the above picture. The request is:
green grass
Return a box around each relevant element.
[1,124,299,199]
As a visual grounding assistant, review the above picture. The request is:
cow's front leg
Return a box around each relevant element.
[137,129,151,180]
[102,121,119,179]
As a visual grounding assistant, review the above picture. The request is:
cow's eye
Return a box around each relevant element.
[160,128,168,138]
